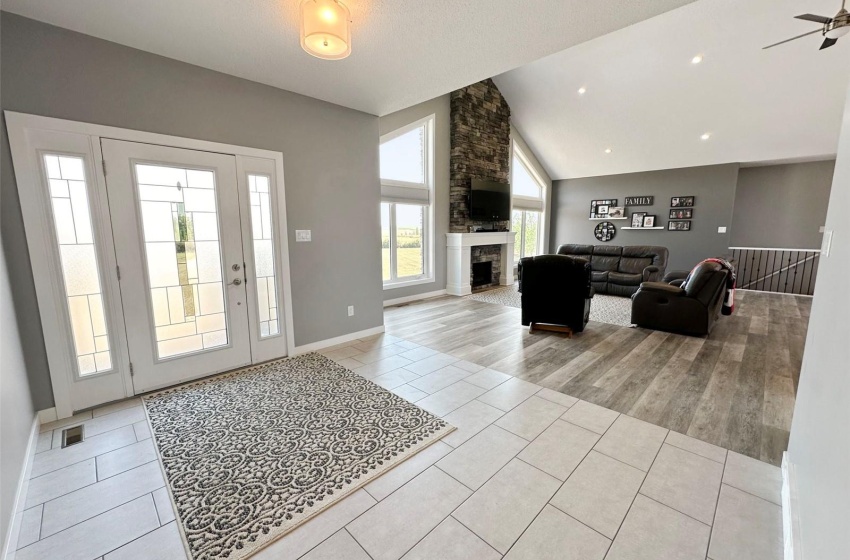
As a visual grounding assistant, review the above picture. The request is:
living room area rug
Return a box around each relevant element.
[143,353,454,560]
[465,283,634,328]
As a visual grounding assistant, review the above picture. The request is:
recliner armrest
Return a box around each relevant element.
[637,282,686,296]
[642,265,662,282]
[663,270,690,283]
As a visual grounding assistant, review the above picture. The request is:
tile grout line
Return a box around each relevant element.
[343,527,375,560]
[706,452,730,556]
[636,493,713,529]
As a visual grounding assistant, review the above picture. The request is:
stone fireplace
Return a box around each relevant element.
[446,78,512,293]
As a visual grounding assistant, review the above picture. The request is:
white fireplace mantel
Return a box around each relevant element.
[446,232,515,296]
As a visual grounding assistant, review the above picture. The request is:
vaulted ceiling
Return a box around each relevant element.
[494,0,850,179]
[1,0,694,116]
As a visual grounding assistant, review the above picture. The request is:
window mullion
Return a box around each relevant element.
[390,203,398,281]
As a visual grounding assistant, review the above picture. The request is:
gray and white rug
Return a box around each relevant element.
[143,353,453,560]
[465,283,634,327]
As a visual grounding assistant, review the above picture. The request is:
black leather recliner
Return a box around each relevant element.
[520,254,593,333]
[631,261,729,336]
[556,245,668,296]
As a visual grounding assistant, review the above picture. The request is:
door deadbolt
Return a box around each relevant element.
[232,264,241,271]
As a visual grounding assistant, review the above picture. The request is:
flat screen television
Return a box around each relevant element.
[469,179,511,221]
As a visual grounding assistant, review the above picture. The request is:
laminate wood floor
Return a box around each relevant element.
[384,289,811,466]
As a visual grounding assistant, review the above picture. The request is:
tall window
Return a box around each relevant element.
[380,115,434,287]
[511,141,546,262]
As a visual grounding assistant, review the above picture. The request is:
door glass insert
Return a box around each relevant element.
[44,154,112,376]
[135,163,229,358]
[247,174,279,338]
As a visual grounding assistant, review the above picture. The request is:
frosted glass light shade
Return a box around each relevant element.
[300,0,351,60]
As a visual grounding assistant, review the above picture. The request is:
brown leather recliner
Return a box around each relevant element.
[520,254,593,333]
[631,261,729,336]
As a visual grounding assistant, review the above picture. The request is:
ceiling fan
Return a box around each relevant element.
[764,0,850,50]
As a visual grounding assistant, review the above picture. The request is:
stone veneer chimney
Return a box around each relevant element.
[449,79,512,288]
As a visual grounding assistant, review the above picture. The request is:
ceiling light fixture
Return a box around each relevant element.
[700,133,711,140]
[578,87,587,95]
[300,0,351,60]
[604,148,613,154]
[691,55,703,64]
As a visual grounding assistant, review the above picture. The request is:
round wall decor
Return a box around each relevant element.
[594,221,616,242]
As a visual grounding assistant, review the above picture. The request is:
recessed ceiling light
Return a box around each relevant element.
[700,133,711,140]
[604,148,612,154]
[691,55,703,64]
[578,87,587,95]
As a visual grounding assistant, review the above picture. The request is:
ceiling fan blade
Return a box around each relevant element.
[762,29,822,49]
[820,37,839,49]
[795,13,832,24]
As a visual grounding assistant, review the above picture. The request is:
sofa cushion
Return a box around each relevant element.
[619,257,652,274]
[593,245,623,256]
[623,245,669,267]
[557,244,593,257]
[609,271,642,286]
[591,255,620,272]
[591,271,609,283]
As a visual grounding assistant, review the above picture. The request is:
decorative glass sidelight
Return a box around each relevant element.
[248,174,279,337]
[134,163,229,358]
[44,154,112,376]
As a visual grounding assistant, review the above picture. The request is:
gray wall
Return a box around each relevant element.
[1,13,383,410]
[787,82,849,560]
[379,95,450,302]
[0,233,36,551]
[732,160,834,249]
[550,164,739,271]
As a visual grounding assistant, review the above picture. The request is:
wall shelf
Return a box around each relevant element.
[621,226,665,230]
[588,217,628,221]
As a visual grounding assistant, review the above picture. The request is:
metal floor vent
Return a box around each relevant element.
[61,425,85,448]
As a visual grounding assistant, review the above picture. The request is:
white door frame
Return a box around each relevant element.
[5,111,296,419]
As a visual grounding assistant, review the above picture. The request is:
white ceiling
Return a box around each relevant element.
[494,0,850,179]
[1,0,694,116]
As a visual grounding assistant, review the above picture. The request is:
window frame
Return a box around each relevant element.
[511,141,546,260]
[380,114,435,290]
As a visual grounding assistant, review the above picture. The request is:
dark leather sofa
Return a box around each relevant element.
[520,254,593,333]
[556,245,668,297]
[631,261,729,336]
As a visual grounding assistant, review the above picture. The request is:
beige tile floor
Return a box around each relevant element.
[10,333,783,560]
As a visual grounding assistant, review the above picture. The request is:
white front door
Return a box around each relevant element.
[101,139,252,393]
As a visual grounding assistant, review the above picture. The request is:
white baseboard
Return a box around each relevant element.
[37,407,57,425]
[782,452,802,560]
[293,325,386,354]
[383,289,447,308]
[2,416,39,559]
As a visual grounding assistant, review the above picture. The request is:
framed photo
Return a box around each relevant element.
[668,220,691,231]
[608,206,625,218]
[643,215,656,227]
[631,212,646,228]
[589,199,618,219]
[669,208,693,219]
[671,196,695,208]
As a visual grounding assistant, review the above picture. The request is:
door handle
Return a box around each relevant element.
[229,278,243,286]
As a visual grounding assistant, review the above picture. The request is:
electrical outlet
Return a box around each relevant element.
[819,225,826,233]
[296,230,312,242]
[822,230,833,257]
[717,226,727,233]
[347,305,354,317]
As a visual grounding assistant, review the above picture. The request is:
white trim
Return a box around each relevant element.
[5,111,296,418]
[729,247,821,253]
[37,407,58,425]
[737,288,814,298]
[2,416,39,560]
[782,452,803,560]
[292,325,385,354]
[383,289,447,307]
[383,276,436,290]
[622,226,665,230]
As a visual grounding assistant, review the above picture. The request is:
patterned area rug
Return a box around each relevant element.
[465,284,634,327]
[143,353,453,560]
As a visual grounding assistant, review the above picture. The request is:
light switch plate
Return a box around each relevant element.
[296,230,312,242]
[717,226,727,233]
[819,225,826,233]
[821,230,833,257]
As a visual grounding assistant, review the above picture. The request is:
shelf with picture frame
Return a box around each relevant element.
[629,212,660,229]
[622,226,665,230]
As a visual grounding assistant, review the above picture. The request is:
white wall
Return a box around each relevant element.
[0,235,36,554]
[785,82,850,560]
